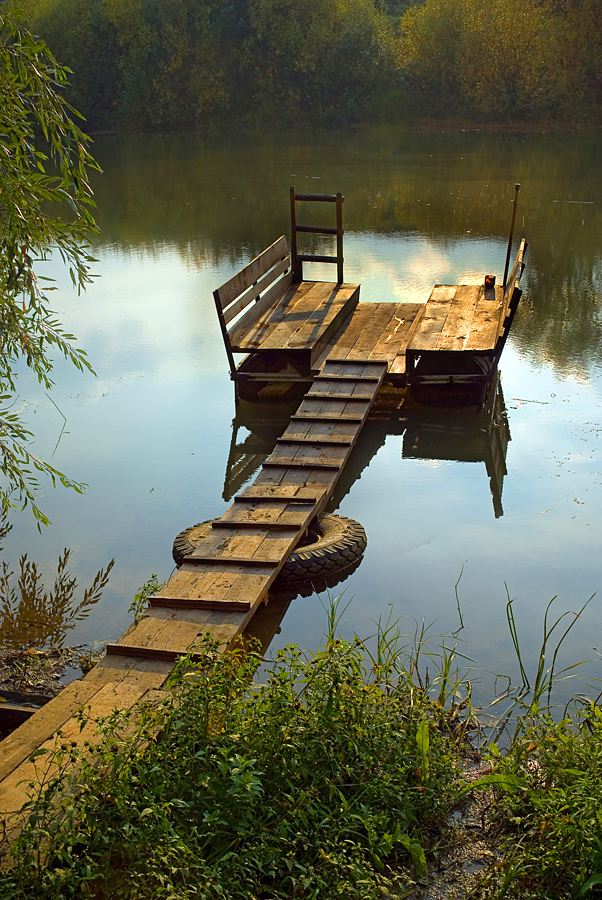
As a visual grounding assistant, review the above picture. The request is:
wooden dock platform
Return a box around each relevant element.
[219,189,526,405]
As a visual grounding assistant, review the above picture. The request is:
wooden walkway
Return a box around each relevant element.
[0,358,386,832]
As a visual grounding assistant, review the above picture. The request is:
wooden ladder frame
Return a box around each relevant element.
[290,186,344,284]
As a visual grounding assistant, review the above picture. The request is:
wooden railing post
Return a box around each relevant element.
[336,192,344,283]
[290,186,302,282]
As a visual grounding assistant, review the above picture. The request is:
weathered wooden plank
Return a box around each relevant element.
[216,236,288,308]
[106,645,202,662]
[223,256,290,326]
[283,285,357,350]
[311,373,381,383]
[323,358,386,380]
[230,270,293,349]
[210,519,301,531]
[323,305,375,359]
[407,286,457,352]
[276,435,354,446]
[268,441,348,466]
[149,597,252,612]
[436,285,481,351]
[344,303,399,357]
[234,490,319,502]
[465,286,505,351]
[281,419,358,441]
[370,303,425,371]
[186,555,281,566]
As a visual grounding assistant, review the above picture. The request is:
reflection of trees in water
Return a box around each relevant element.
[91,130,602,376]
[0,517,114,650]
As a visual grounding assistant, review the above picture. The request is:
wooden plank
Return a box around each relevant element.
[236,281,312,348]
[230,270,293,349]
[268,441,347,465]
[407,285,457,351]
[216,236,288,308]
[276,435,353,446]
[323,359,386,379]
[322,304,375,360]
[234,491,318,503]
[389,305,429,375]
[312,373,381,382]
[298,254,337,265]
[465,286,505,351]
[149,597,252,612]
[296,225,337,235]
[345,303,399,357]
[106,645,205,662]
[306,390,373,401]
[282,420,359,443]
[370,303,424,372]
[223,256,290,326]
[436,285,481,351]
[185,555,280,566]
[210,520,301,531]
[262,460,342,470]
[257,283,353,352]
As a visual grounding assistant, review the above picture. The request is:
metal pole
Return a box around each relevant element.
[503,183,521,290]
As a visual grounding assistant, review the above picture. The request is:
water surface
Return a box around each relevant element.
[4,126,602,707]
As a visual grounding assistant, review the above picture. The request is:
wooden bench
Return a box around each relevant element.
[213,191,360,399]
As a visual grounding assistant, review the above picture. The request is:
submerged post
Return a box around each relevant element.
[503,183,521,290]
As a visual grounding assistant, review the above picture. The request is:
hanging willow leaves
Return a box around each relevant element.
[0,7,100,524]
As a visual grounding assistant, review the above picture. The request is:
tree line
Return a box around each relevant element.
[12,0,602,129]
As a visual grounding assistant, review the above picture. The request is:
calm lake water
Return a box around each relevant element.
[4,126,602,708]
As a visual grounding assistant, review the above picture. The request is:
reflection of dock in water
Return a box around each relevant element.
[226,376,510,521]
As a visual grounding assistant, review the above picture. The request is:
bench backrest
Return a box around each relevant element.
[213,235,292,377]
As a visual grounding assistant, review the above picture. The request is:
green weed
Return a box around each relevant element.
[0,615,467,899]
[481,704,602,899]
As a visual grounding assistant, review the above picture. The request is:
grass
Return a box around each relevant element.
[0,593,601,899]
[0,603,473,899]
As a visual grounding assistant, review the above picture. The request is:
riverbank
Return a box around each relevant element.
[0,604,599,900]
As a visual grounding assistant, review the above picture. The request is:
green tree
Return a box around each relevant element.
[399,0,583,120]
[0,7,100,524]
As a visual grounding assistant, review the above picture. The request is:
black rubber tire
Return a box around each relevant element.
[172,514,367,590]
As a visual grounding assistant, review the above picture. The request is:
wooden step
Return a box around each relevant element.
[105,645,204,663]
[183,555,280,566]
[209,520,302,531]
[276,436,354,446]
[291,413,364,422]
[262,460,342,470]
[234,493,319,504]
[149,597,251,612]
[312,374,381,383]
[305,392,373,401]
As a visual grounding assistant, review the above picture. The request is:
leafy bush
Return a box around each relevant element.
[0,624,465,898]
[482,706,602,899]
